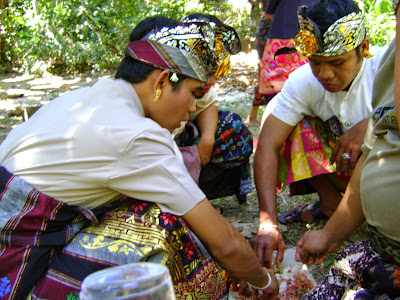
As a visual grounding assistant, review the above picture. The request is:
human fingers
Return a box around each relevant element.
[335,149,346,175]
[275,241,285,269]
[330,142,340,165]
[295,237,304,262]
[230,278,239,292]
[295,232,317,264]
[341,151,351,176]
[263,245,273,268]
[349,148,361,171]
[263,269,279,299]
[251,234,267,266]
[237,280,248,296]
[315,252,330,265]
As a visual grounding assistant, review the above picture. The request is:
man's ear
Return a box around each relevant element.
[360,39,370,53]
[153,70,170,92]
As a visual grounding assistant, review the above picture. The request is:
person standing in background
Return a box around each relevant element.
[245,0,314,125]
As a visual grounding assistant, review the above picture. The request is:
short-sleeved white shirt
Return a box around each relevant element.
[266,47,387,133]
[0,78,205,215]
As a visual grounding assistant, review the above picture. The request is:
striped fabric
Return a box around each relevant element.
[126,40,209,82]
[0,167,228,300]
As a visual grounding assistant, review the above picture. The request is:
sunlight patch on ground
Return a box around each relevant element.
[231,50,258,67]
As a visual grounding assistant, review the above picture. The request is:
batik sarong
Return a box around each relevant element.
[176,110,253,202]
[278,116,350,193]
[303,226,400,300]
[259,38,308,95]
[0,166,114,300]
[0,167,228,300]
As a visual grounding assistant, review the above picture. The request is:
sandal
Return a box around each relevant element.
[278,201,328,225]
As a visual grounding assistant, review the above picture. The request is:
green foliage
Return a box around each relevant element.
[355,0,396,46]
[0,0,396,74]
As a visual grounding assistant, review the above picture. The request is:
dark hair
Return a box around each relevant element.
[182,13,225,26]
[115,15,189,90]
[129,15,180,41]
[305,0,361,35]
[354,45,361,60]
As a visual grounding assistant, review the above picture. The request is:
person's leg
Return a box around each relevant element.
[279,174,343,224]
[201,110,253,204]
[301,174,342,221]
[245,105,260,125]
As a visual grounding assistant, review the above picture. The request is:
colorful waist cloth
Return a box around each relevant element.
[0,167,228,300]
[252,86,275,107]
[278,116,350,193]
[176,110,253,199]
[303,225,400,300]
[259,38,308,95]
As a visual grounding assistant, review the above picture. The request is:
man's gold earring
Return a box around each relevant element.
[153,88,162,103]
[362,50,373,58]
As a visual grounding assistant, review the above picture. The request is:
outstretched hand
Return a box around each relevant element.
[251,227,285,268]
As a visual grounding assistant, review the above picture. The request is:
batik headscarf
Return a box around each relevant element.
[125,23,217,82]
[294,5,366,57]
[181,15,241,78]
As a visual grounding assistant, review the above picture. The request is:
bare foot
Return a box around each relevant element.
[244,116,261,126]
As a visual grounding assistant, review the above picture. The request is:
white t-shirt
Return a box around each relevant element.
[0,78,205,215]
[264,47,387,133]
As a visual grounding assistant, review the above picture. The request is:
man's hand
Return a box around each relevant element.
[232,268,279,300]
[251,226,286,268]
[295,229,342,265]
[330,119,368,175]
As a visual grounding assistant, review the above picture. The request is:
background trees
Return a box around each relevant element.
[0,0,396,74]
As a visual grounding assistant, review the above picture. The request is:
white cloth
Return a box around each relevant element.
[173,86,219,136]
[264,47,387,133]
[0,78,205,215]
[361,41,400,243]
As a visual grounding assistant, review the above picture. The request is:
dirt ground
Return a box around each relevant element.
[0,50,367,286]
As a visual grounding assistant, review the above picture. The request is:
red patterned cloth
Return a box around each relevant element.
[259,38,308,95]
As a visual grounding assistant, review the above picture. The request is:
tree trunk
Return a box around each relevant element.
[248,0,261,31]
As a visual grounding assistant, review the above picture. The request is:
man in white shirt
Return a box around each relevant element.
[252,0,386,269]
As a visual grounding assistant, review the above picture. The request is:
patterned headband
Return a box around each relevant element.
[181,16,242,78]
[125,23,217,82]
[294,6,366,57]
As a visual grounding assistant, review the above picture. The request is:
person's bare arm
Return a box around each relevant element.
[195,105,218,166]
[296,154,366,265]
[252,114,294,268]
[184,198,279,297]
[330,118,369,176]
